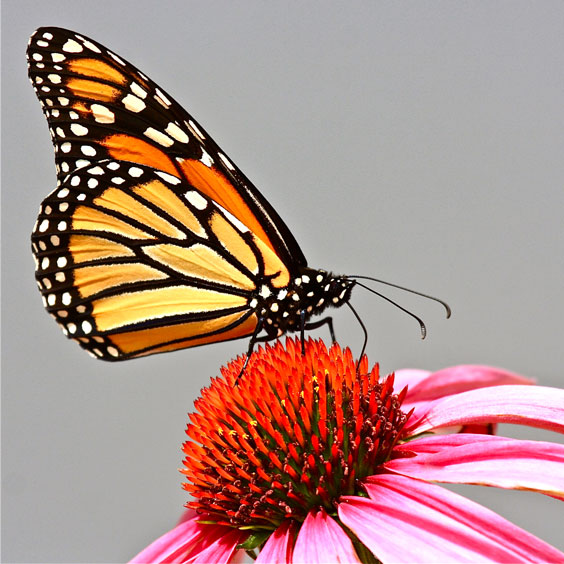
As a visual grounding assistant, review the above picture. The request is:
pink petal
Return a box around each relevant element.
[292,508,361,563]
[129,515,204,563]
[186,526,247,564]
[256,520,297,564]
[386,433,564,497]
[392,369,431,393]
[339,473,564,563]
[399,366,532,421]
[407,385,564,434]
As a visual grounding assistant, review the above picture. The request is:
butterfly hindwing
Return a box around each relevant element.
[27,27,306,269]
[30,159,298,359]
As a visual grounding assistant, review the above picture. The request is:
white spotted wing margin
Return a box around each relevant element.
[31,160,268,360]
[27,26,307,272]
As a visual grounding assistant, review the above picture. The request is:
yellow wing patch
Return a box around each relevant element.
[132,180,207,239]
[91,285,247,332]
[143,243,255,290]
[69,235,135,263]
[74,263,168,298]
[93,187,186,239]
[72,205,152,239]
[110,311,256,354]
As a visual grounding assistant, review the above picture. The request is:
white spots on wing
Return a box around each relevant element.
[218,152,235,171]
[35,76,44,84]
[128,166,143,178]
[50,235,60,246]
[42,32,53,40]
[32,53,43,61]
[185,190,207,210]
[83,40,101,53]
[41,257,50,270]
[39,219,49,232]
[270,303,279,313]
[200,150,213,167]
[70,123,89,136]
[62,39,83,53]
[109,52,125,66]
[61,142,71,153]
[81,145,97,156]
[218,205,249,233]
[107,346,119,358]
[165,122,188,143]
[122,93,146,113]
[60,162,70,173]
[55,272,66,282]
[155,171,180,184]
[130,82,147,99]
[249,298,258,309]
[77,193,87,201]
[154,88,171,107]
[37,40,49,48]
[111,177,125,185]
[62,292,72,306]
[67,323,77,334]
[56,127,65,137]
[88,166,104,175]
[52,53,66,63]
[57,221,68,231]
[91,103,115,124]
[48,74,62,84]
[47,294,56,306]
[107,162,120,170]
[69,111,79,120]
[82,320,93,334]
[59,203,69,212]
[57,256,68,268]
[57,188,70,198]
[144,127,173,147]
[88,178,98,188]
[259,285,272,299]
[75,159,91,169]
[70,176,81,186]
[58,96,69,106]
[302,275,310,284]
[277,289,288,300]
[187,119,205,141]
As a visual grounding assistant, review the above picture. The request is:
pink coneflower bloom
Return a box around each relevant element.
[130,338,564,563]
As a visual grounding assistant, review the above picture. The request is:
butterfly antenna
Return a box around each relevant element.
[345,301,368,374]
[354,281,427,339]
[349,275,451,318]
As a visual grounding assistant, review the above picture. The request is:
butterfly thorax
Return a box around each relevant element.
[252,268,355,339]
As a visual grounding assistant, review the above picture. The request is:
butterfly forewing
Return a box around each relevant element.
[27,27,306,269]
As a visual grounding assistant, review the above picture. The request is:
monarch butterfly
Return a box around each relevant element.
[28,27,449,363]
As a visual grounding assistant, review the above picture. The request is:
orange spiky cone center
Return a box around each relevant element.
[181,338,409,530]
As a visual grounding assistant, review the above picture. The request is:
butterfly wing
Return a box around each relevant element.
[31,159,297,360]
[27,27,306,275]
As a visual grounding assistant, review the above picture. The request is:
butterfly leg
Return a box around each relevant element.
[235,317,264,385]
[304,316,336,343]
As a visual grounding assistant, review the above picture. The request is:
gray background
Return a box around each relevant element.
[3,1,564,562]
